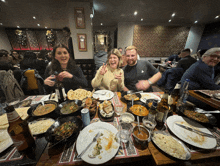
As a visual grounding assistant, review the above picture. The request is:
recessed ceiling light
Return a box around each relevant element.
[33,16,36,19]
[100,23,103,25]
[90,14,93,18]
[194,20,198,23]
[215,15,219,19]
[17,26,20,28]
[37,24,40,26]
[45,27,47,29]
[172,13,175,17]
[169,19,171,22]
[1,0,6,2]
[0,23,3,25]
[134,11,137,15]
[141,18,143,21]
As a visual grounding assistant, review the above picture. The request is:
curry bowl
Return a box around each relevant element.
[121,91,141,103]
[127,101,149,117]
[45,116,83,145]
[132,125,151,146]
[27,100,59,118]
[59,100,82,116]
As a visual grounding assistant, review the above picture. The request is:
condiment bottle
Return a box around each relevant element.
[54,71,66,103]
[168,82,181,113]
[148,100,158,122]
[156,90,169,129]
[5,104,36,159]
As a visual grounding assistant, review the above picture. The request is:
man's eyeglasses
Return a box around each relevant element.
[210,55,220,59]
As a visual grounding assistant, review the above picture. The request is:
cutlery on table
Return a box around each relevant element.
[175,123,216,138]
[77,132,101,158]
[195,109,220,114]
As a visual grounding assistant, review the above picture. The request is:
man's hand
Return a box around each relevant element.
[136,80,150,91]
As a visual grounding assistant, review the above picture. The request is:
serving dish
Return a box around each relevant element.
[76,122,120,165]
[166,115,217,149]
[151,130,191,160]
[127,101,149,117]
[121,91,141,102]
[98,101,115,122]
[59,100,82,116]
[45,116,82,146]
[27,100,59,118]
[119,112,135,123]
[82,97,98,119]
[92,90,114,100]
[28,118,55,135]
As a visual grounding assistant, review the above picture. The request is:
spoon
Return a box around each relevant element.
[137,115,142,136]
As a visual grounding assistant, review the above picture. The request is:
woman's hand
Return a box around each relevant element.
[58,71,73,81]
[99,63,107,75]
[115,72,122,84]
[44,75,56,87]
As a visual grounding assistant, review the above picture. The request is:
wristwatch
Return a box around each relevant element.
[147,79,153,85]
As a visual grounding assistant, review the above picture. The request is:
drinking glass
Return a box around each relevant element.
[142,115,157,132]
[115,106,124,116]
[118,122,133,143]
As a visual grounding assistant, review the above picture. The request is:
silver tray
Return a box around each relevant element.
[151,130,191,160]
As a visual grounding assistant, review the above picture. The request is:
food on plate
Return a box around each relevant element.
[53,121,78,141]
[60,101,79,114]
[99,101,114,117]
[29,119,55,135]
[124,94,139,101]
[67,89,92,100]
[129,105,149,116]
[183,109,209,123]
[153,133,187,160]
[33,104,56,116]
[83,97,98,115]
[20,99,32,107]
[89,133,103,159]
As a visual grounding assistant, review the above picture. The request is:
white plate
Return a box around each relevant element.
[167,115,217,149]
[140,93,161,103]
[76,122,120,165]
[0,129,13,154]
[92,90,114,101]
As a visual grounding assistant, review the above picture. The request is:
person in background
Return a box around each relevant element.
[121,47,128,68]
[191,49,208,60]
[176,48,197,72]
[92,48,124,92]
[10,50,23,66]
[94,45,108,70]
[46,51,53,62]
[118,47,123,55]
[123,46,162,92]
[62,27,75,60]
[44,44,87,93]
[20,51,37,70]
[181,47,220,110]
[165,51,181,65]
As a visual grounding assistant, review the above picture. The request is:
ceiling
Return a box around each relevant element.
[1,0,220,29]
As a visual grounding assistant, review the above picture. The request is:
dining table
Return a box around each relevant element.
[1,91,220,166]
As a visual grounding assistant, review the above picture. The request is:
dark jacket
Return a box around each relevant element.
[177,55,197,72]
[94,51,108,70]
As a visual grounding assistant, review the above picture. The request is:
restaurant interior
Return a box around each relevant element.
[0,0,220,166]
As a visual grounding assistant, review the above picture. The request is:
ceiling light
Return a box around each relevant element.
[37,24,40,26]
[0,23,3,25]
[90,14,93,18]
[17,26,20,28]
[141,18,143,21]
[45,27,47,29]
[194,20,198,23]
[134,11,138,15]
[100,23,103,25]
[215,15,219,19]
[33,16,36,19]
[1,0,6,2]
[172,13,175,17]
[91,23,93,26]
[169,19,171,22]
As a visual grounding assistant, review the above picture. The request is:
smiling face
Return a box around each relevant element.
[108,54,119,69]
[202,52,220,67]
[55,47,70,66]
[125,49,137,66]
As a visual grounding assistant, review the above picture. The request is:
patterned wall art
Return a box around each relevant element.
[133,25,190,57]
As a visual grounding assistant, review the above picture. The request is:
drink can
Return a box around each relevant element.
[81,108,90,127]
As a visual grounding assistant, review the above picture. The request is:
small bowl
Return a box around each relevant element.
[132,125,151,146]
[119,112,135,123]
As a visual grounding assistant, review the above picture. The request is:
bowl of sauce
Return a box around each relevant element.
[132,125,150,146]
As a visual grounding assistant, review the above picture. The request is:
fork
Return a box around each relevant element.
[77,132,101,158]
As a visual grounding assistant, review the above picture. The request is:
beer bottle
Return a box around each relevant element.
[148,100,158,121]
[168,82,181,113]
[156,90,169,129]
[5,105,36,159]
[54,71,66,103]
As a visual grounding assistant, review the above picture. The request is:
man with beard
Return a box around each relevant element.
[123,46,162,92]
[181,47,220,110]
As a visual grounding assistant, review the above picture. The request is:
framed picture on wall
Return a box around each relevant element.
[77,33,87,52]
[74,7,85,29]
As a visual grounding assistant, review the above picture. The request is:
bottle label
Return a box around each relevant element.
[55,89,60,99]
[62,87,66,100]
[7,111,20,122]
[168,95,174,105]
[174,83,181,89]
[156,112,164,122]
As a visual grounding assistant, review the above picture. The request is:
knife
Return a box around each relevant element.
[175,123,216,138]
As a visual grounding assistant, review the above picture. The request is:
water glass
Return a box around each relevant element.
[115,106,123,116]
[142,116,157,131]
[118,122,133,143]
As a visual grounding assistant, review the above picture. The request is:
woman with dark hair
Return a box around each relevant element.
[91,48,125,92]
[44,44,87,93]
